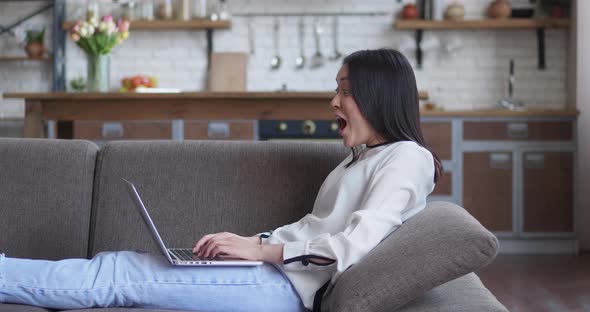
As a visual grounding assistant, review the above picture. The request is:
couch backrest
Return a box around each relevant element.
[0,138,98,260]
[89,140,349,256]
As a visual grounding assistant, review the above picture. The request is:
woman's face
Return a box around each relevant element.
[331,65,383,148]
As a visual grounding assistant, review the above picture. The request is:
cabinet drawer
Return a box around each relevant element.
[523,152,573,232]
[422,122,452,160]
[431,171,452,196]
[184,121,254,140]
[463,121,572,141]
[463,152,513,231]
[74,121,172,140]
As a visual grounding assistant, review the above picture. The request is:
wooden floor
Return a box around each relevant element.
[477,254,590,312]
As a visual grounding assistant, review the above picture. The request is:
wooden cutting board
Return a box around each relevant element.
[207,52,248,91]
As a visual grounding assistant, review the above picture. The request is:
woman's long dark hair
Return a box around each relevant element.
[342,49,443,183]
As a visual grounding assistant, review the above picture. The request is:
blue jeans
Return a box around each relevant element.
[0,251,307,311]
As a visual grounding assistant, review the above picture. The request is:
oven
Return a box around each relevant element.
[258,120,342,143]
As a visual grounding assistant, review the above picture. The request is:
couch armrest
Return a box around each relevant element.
[325,201,499,312]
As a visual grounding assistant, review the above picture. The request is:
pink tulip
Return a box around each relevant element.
[70,32,80,42]
[118,20,130,33]
[102,15,113,23]
[71,20,81,33]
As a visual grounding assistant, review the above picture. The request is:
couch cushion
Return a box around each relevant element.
[0,138,98,260]
[325,201,500,312]
[397,273,507,312]
[89,140,349,255]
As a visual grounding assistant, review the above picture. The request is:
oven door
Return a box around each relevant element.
[258,120,342,143]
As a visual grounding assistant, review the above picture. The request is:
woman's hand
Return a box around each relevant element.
[192,232,258,260]
[193,232,284,264]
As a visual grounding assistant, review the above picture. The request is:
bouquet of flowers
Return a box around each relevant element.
[69,15,130,55]
[68,15,130,92]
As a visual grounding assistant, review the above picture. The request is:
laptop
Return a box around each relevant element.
[123,178,263,266]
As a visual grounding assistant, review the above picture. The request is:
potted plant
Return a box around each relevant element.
[24,28,45,59]
[69,15,130,92]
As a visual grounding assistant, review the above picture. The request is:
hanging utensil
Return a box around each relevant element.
[329,16,342,61]
[311,18,324,69]
[498,59,524,110]
[295,17,305,69]
[248,18,255,55]
[270,17,282,70]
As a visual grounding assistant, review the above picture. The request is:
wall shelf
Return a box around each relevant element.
[394,18,571,70]
[394,18,571,30]
[62,19,231,31]
[0,56,52,61]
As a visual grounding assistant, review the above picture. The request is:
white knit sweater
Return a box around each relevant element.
[261,141,436,310]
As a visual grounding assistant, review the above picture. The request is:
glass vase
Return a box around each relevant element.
[87,54,110,92]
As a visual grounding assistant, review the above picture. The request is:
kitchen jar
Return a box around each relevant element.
[445,1,465,21]
[156,0,174,20]
[488,0,512,19]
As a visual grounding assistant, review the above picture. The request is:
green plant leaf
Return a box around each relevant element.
[87,37,99,55]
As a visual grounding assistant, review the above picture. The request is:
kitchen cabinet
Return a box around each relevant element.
[184,121,254,140]
[463,121,573,141]
[73,121,172,140]
[523,152,574,232]
[463,152,513,231]
[459,118,576,239]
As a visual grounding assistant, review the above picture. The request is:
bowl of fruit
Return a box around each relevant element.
[120,75,158,92]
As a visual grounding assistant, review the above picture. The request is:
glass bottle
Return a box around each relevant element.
[122,1,137,21]
[140,0,155,20]
[218,0,230,20]
[178,0,191,20]
[192,0,207,19]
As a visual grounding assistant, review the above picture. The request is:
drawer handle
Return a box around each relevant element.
[488,153,512,170]
[507,123,528,139]
[208,122,230,139]
[102,122,123,139]
[524,153,545,170]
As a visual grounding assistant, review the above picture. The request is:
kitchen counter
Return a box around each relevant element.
[3,92,579,138]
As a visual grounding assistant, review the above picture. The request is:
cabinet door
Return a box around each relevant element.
[463,152,513,231]
[432,171,452,196]
[523,152,573,232]
[421,122,452,160]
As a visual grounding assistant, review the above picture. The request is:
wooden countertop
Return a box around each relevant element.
[4,92,337,100]
[4,92,578,118]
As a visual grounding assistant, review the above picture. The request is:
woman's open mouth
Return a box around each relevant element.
[336,117,348,135]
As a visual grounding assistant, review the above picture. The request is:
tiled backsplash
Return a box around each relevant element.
[0,0,570,117]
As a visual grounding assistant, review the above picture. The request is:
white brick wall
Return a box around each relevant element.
[0,0,570,118]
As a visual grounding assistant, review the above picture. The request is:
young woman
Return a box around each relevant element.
[0,49,442,312]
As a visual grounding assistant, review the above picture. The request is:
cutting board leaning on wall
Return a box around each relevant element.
[207,52,248,91]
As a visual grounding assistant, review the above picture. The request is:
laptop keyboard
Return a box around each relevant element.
[169,248,221,261]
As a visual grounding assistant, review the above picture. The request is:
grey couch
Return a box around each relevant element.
[0,138,508,312]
